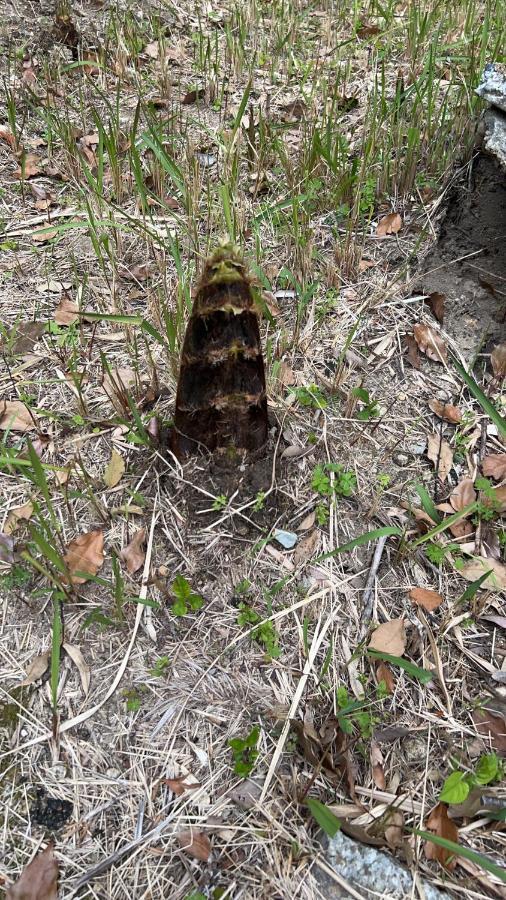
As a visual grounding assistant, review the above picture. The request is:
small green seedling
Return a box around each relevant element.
[228,725,260,777]
[253,490,266,511]
[440,753,503,804]
[212,493,228,511]
[312,463,356,498]
[170,574,204,616]
[352,387,380,420]
[123,688,142,712]
[149,655,170,677]
[291,384,328,409]
[237,602,280,658]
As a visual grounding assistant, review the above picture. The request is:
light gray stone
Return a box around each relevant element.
[482,108,506,171]
[476,63,506,113]
[316,831,452,900]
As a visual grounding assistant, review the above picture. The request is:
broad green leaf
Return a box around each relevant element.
[440,771,471,804]
[475,753,499,786]
[307,799,341,837]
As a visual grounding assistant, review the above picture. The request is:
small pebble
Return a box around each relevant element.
[273,529,298,549]
[392,451,411,466]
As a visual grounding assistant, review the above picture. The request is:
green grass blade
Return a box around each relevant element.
[414,829,506,883]
[80,312,144,325]
[316,526,403,563]
[368,650,433,684]
[414,483,442,525]
[410,502,478,547]
[26,441,60,533]
[306,798,341,837]
[452,356,506,440]
[51,594,63,712]
[231,79,252,137]
[457,570,493,604]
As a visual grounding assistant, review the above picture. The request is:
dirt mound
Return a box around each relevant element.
[421,154,506,360]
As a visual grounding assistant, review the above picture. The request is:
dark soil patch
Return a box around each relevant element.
[180,449,286,536]
[421,153,506,360]
[30,786,73,832]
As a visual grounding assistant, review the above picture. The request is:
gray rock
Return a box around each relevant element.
[476,63,506,113]
[482,108,506,171]
[316,831,452,899]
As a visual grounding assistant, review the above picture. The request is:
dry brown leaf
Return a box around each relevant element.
[10,321,46,354]
[54,294,79,326]
[278,360,296,386]
[103,449,125,487]
[229,778,262,809]
[405,334,421,369]
[368,618,406,656]
[144,40,160,58]
[384,810,404,849]
[426,291,445,323]
[0,400,37,432]
[15,153,42,178]
[427,433,453,482]
[376,661,395,693]
[413,323,447,364]
[482,454,506,482]
[78,138,97,168]
[20,650,50,686]
[293,530,320,567]
[472,708,506,755]
[63,643,90,695]
[7,843,58,900]
[411,506,438,526]
[424,803,458,870]
[450,478,476,512]
[298,511,316,531]
[409,587,443,612]
[4,501,34,535]
[458,557,506,592]
[32,227,58,244]
[64,530,104,585]
[182,87,206,105]
[491,342,506,380]
[376,212,402,236]
[490,484,506,514]
[449,519,474,539]
[481,524,501,560]
[428,399,462,424]
[163,775,201,796]
[281,444,310,459]
[177,829,211,862]
[82,51,100,74]
[0,124,17,150]
[120,528,146,574]
[358,257,376,271]
[370,741,385,789]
